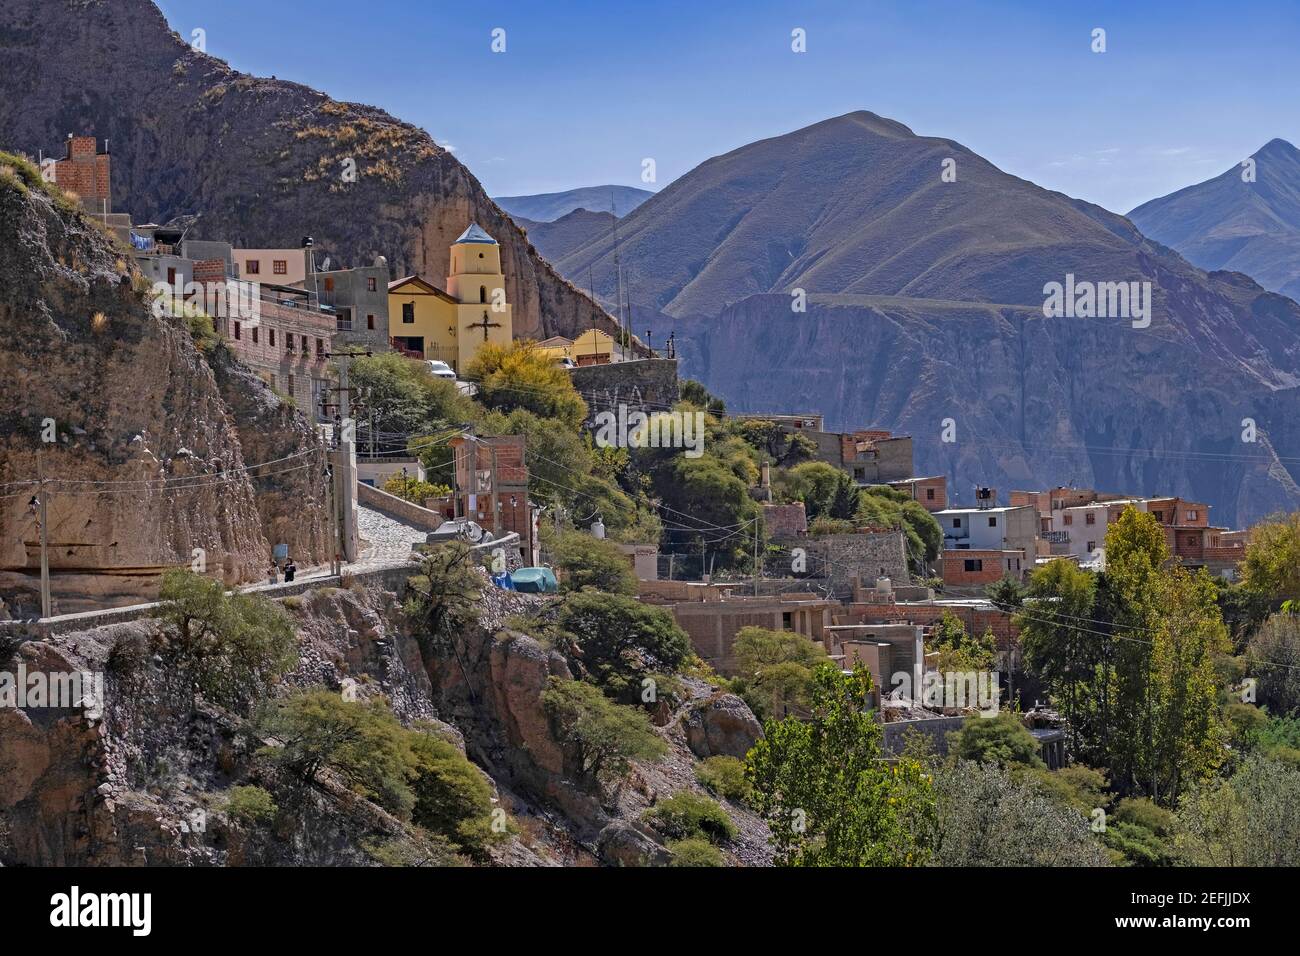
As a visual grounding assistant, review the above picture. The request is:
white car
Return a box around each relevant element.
[426,360,456,380]
[555,356,576,370]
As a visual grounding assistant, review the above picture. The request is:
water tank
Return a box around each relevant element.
[875,576,892,596]
[590,518,606,540]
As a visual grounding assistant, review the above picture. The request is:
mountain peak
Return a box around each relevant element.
[1254,137,1299,159]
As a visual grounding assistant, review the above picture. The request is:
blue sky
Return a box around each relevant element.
[153,0,1299,212]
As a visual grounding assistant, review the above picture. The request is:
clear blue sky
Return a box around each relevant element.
[153,0,1299,212]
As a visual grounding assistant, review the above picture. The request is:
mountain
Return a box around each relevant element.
[0,0,620,343]
[554,111,1300,527]
[495,185,654,222]
[519,208,618,265]
[1129,139,1300,301]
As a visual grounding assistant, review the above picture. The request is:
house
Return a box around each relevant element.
[51,135,112,214]
[730,416,914,486]
[934,497,1038,578]
[888,475,948,512]
[446,434,532,549]
[386,224,514,374]
[233,247,310,286]
[306,258,392,350]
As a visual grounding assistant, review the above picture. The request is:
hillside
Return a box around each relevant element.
[1129,139,1300,301]
[0,153,328,615]
[495,185,654,222]
[519,208,618,265]
[553,111,1300,527]
[0,0,620,343]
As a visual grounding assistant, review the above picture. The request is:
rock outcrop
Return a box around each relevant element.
[683,693,764,760]
[0,0,622,344]
[0,156,326,614]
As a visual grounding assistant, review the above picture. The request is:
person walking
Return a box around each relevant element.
[284,558,296,583]
[267,560,280,585]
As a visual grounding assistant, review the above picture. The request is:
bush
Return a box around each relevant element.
[643,792,737,844]
[730,625,827,720]
[157,569,298,711]
[552,530,637,595]
[409,726,506,859]
[383,473,451,505]
[549,591,691,700]
[668,837,725,867]
[225,785,278,824]
[948,712,1044,768]
[541,678,667,786]
[695,755,751,803]
[1114,796,1175,836]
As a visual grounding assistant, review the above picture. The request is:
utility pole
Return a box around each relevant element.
[325,450,340,576]
[490,443,501,539]
[37,452,51,619]
[752,517,760,597]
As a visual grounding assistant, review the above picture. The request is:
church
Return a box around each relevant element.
[387,223,514,374]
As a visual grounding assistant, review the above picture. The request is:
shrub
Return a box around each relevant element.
[408,726,506,859]
[1114,796,1175,836]
[730,626,827,720]
[225,785,278,824]
[383,473,451,505]
[404,543,482,639]
[695,756,751,802]
[549,591,690,700]
[643,792,737,845]
[157,569,298,711]
[948,712,1044,768]
[668,837,725,867]
[541,678,667,786]
[552,530,637,595]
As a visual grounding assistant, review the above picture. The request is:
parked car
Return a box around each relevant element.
[554,356,576,370]
[426,359,456,380]
[426,518,485,544]
[510,567,559,593]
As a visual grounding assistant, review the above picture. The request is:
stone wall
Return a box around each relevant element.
[763,531,910,600]
[569,358,680,428]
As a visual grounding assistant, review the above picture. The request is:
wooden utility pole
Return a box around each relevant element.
[490,443,501,539]
[326,450,340,576]
[37,452,51,619]
[752,516,760,596]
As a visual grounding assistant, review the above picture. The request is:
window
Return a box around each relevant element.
[273,259,287,275]
[252,327,258,344]
[367,277,377,292]
[781,612,793,630]
[1085,512,1096,525]
[324,277,335,292]
[286,334,294,352]
[988,516,997,527]
[269,329,276,347]
[316,338,324,357]
[288,373,295,395]
[480,285,487,303]
[402,302,415,324]
[301,335,308,352]
[926,488,935,500]
[1087,541,1096,552]
[1186,510,1198,521]
[245,260,260,275]
[234,321,241,340]
[166,266,176,285]
[367,314,375,330]
[953,517,962,528]
[1153,510,1164,522]
[1064,514,1073,526]
[964,559,983,572]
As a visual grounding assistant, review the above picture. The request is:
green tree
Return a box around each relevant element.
[551,530,637,595]
[1246,614,1300,715]
[348,352,475,435]
[928,611,997,673]
[730,626,828,720]
[404,542,483,639]
[746,665,934,866]
[549,591,691,700]
[541,678,668,786]
[383,473,451,504]
[408,725,503,859]
[157,569,298,712]
[1239,512,1300,602]
[679,379,726,417]
[1173,753,1300,866]
[948,712,1043,768]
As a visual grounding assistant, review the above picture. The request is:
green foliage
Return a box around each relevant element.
[927,759,1110,866]
[1173,753,1300,865]
[1114,796,1174,835]
[382,473,451,504]
[547,591,691,700]
[746,665,934,866]
[1246,614,1300,716]
[667,837,725,867]
[1239,511,1300,602]
[985,576,1026,611]
[679,379,726,416]
[404,543,483,639]
[1033,764,1109,815]
[643,791,737,844]
[255,692,501,855]
[225,785,278,824]
[694,755,751,803]
[929,611,997,672]
[1103,820,1174,867]
[541,678,668,785]
[948,712,1044,768]
[185,311,221,353]
[157,569,298,711]
[776,461,846,520]
[552,530,637,595]
[807,517,855,535]
[465,342,588,429]
[729,626,827,720]
[857,487,943,573]
[348,352,475,436]
[728,418,816,467]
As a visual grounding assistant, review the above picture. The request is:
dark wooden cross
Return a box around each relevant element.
[466,311,501,341]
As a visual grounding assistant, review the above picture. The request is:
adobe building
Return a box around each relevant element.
[732,416,913,486]
[387,224,514,374]
[234,248,310,285]
[52,135,111,213]
[447,434,532,549]
[888,475,948,512]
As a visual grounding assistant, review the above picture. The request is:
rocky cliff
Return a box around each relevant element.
[0,154,327,614]
[0,0,621,344]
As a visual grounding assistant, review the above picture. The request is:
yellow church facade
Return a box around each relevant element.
[387,223,514,374]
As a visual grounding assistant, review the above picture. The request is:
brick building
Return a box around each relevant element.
[52,135,111,213]
[942,548,1027,588]
[447,435,531,545]
[888,475,948,511]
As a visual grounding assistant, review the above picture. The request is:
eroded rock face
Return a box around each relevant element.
[0,0,623,345]
[682,693,763,760]
[598,820,671,868]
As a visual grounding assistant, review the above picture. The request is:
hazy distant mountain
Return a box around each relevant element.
[519,208,618,265]
[495,185,654,222]
[552,111,1300,526]
[1129,139,1300,301]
